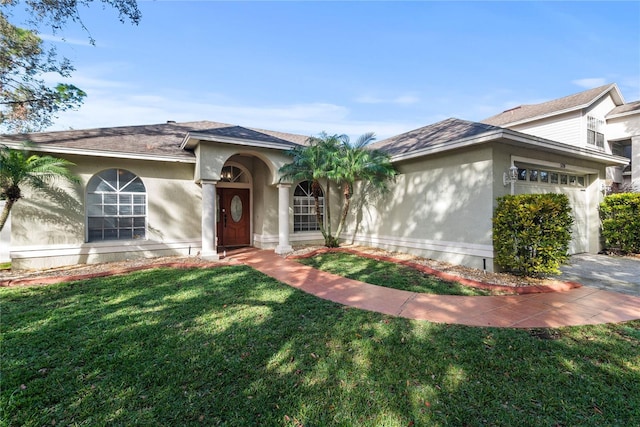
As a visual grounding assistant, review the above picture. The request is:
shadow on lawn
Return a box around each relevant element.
[1,266,638,426]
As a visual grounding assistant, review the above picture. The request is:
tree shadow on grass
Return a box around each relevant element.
[1,266,638,426]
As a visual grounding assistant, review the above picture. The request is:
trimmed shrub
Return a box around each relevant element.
[493,194,573,277]
[600,193,640,254]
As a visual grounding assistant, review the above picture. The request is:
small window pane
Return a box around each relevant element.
[529,170,538,182]
[88,205,103,216]
[577,177,585,186]
[103,229,118,240]
[119,194,132,204]
[104,194,117,204]
[561,175,568,185]
[133,205,145,215]
[124,178,146,193]
[104,205,117,215]
[517,168,527,181]
[119,217,132,227]
[569,176,577,185]
[550,173,559,184]
[539,171,549,183]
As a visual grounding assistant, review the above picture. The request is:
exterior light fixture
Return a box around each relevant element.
[503,165,518,186]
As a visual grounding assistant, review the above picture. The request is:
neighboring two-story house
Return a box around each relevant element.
[482,83,640,192]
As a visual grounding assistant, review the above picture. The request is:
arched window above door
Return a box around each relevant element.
[220,165,249,183]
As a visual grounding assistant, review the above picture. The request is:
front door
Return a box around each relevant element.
[217,188,250,248]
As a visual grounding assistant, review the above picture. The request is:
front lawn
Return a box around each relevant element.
[1,266,638,426]
[297,252,491,295]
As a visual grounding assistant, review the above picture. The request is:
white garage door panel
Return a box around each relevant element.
[515,185,588,255]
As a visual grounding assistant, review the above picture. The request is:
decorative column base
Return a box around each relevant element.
[200,251,220,261]
[275,244,293,255]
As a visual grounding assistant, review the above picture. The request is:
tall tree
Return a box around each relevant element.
[0,144,79,231]
[1,0,141,132]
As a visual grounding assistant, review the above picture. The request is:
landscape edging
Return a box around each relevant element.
[286,247,582,294]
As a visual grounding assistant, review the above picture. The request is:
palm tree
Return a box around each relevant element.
[0,144,78,231]
[333,133,396,241]
[279,133,345,247]
[279,132,396,248]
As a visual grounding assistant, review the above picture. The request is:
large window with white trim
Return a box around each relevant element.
[86,169,147,241]
[586,116,605,148]
[294,180,324,232]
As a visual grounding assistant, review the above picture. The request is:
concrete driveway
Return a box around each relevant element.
[557,254,640,297]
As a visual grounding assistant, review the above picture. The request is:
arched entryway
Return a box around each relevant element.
[216,162,252,250]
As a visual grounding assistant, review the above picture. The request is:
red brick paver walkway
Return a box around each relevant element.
[228,249,640,328]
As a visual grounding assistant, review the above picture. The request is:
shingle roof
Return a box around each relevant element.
[371,118,502,157]
[0,121,309,160]
[482,84,619,126]
[607,100,640,118]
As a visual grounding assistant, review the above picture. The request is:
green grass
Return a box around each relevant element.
[297,252,492,295]
[1,266,639,426]
[0,262,10,271]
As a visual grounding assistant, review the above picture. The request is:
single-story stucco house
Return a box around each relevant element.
[0,117,629,271]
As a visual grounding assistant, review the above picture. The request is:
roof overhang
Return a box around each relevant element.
[501,83,626,128]
[0,140,196,163]
[180,132,297,151]
[388,128,629,168]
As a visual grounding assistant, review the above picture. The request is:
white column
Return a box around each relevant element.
[275,184,293,254]
[632,135,640,190]
[201,180,219,260]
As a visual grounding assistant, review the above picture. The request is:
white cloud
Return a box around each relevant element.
[572,78,607,89]
[355,93,420,105]
[39,33,94,47]
[392,95,420,105]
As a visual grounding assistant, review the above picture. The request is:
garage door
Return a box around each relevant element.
[514,166,588,254]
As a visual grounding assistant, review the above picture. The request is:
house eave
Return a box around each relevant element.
[499,83,625,128]
[606,109,640,120]
[0,141,196,163]
[389,129,629,167]
[180,132,297,151]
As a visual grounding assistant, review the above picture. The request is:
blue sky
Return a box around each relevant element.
[18,1,640,140]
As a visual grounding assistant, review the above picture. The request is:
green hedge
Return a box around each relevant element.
[493,194,573,277]
[600,193,640,254]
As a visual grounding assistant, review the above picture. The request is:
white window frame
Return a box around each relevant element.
[86,169,147,242]
[293,180,324,232]
[586,116,605,149]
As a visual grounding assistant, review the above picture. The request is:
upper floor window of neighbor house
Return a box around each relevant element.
[612,141,632,174]
[294,180,324,232]
[86,169,146,241]
[587,116,605,148]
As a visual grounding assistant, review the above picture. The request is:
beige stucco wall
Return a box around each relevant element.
[11,155,203,269]
[341,146,496,271]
